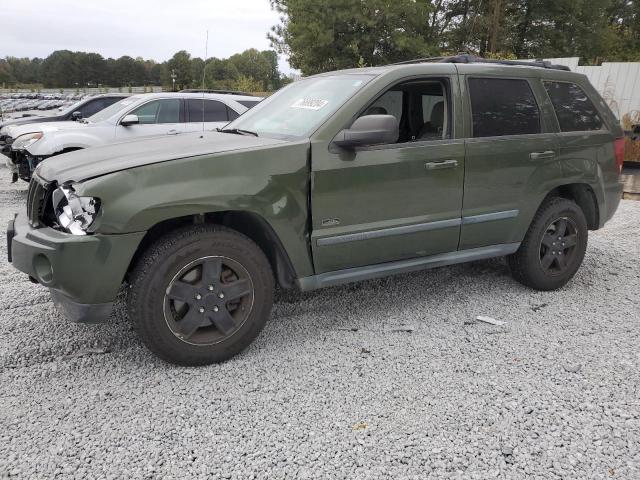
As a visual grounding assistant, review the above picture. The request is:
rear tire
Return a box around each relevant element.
[127,224,274,366]
[508,197,588,291]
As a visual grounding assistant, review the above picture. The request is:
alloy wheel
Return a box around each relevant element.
[163,256,254,345]
[539,216,579,275]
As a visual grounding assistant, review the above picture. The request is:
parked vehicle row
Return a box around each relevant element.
[1,92,262,182]
[0,92,90,115]
[1,94,129,181]
[5,56,624,366]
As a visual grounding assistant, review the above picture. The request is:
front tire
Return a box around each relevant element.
[508,197,588,291]
[127,225,274,366]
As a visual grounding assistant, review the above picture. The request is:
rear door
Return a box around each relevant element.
[115,98,184,139]
[459,72,560,250]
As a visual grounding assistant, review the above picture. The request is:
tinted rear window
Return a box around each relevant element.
[186,99,228,122]
[469,78,541,137]
[544,81,604,132]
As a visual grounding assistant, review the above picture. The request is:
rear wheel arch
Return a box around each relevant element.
[545,183,600,230]
[126,211,297,289]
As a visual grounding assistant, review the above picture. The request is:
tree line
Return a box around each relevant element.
[0,48,289,92]
[4,1,640,88]
[269,0,640,75]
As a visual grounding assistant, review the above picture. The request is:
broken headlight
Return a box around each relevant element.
[12,132,43,151]
[52,184,101,235]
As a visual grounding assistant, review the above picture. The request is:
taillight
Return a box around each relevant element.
[614,137,625,174]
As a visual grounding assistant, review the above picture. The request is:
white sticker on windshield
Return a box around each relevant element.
[291,98,329,110]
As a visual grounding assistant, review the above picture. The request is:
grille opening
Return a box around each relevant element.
[26,176,55,228]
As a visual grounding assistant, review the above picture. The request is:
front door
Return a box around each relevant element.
[115,98,184,140]
[310,76,465,274]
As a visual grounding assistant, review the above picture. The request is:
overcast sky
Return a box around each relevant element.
[2,0,295,72]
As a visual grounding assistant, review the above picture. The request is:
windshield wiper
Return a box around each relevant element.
[217,127,258,137]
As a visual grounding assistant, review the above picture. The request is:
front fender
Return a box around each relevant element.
[26,130,106,156]
[76,141,314,277]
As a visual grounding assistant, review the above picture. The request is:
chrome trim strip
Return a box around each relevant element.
[462,209,519,225]
[316,218,462,247]
[297,243,521,291]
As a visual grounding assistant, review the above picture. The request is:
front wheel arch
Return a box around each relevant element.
[125,211,298,290]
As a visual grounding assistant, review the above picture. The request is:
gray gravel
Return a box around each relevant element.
[1,169,639,479]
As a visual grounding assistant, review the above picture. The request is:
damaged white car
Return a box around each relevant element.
[6,92,261,181]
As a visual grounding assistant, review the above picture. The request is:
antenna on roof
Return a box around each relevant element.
[201,30,209,132]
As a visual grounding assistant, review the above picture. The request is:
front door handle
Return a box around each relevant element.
[529,150,556,160]
[167,129,180,135]
[425,159,458,170]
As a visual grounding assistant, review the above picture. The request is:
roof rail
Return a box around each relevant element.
[392,54,571,71]
[179,89,254,96]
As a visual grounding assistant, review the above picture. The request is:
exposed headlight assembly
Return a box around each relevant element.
[11,132,43,151]
[52,184,101,235]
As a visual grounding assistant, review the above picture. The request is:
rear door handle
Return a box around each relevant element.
[529,150,556,160]
[167,129,180,135]
[425,159,458,170]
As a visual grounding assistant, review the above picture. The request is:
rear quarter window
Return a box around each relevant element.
[237,100,261,108]
[468,77,541,138]
[543,81,604,132]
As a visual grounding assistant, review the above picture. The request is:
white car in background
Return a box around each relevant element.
[6,92,262,181]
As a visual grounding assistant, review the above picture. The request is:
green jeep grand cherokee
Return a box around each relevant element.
[7,56,624,365]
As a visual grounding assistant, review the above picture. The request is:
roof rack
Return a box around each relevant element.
[179,89,254,96]
[392,54,571,71]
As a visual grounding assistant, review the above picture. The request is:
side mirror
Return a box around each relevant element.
[120,114,139,127]
[332,115,399,149]
[71,111,82,120]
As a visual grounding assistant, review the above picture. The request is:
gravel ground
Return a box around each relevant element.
[1,169,639,480]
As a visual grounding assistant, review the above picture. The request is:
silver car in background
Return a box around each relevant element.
[5,92,262,181]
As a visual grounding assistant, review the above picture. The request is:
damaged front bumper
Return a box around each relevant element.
[7,211,146,323]
[0,137,18,182]
[12,149,48,182]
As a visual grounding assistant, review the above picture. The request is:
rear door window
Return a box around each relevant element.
[469,78,541,137]
[186,99,229,122]
[227,107,240,121]
[543,81,604,132]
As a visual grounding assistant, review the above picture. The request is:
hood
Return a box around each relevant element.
[36,130,287,183]
[5,120,87,139]
[0,111,61,130]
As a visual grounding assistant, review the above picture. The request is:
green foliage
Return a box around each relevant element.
[269,0,438,75]
[1,48,282,91]
[270,0,640,74]
[163,50,192,90]
[228,49,282,90]
[234,75,264,93]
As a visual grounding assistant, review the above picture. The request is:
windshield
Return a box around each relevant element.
[88,96,142,123]
[223,74,374,139]
[58,99,86,116]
